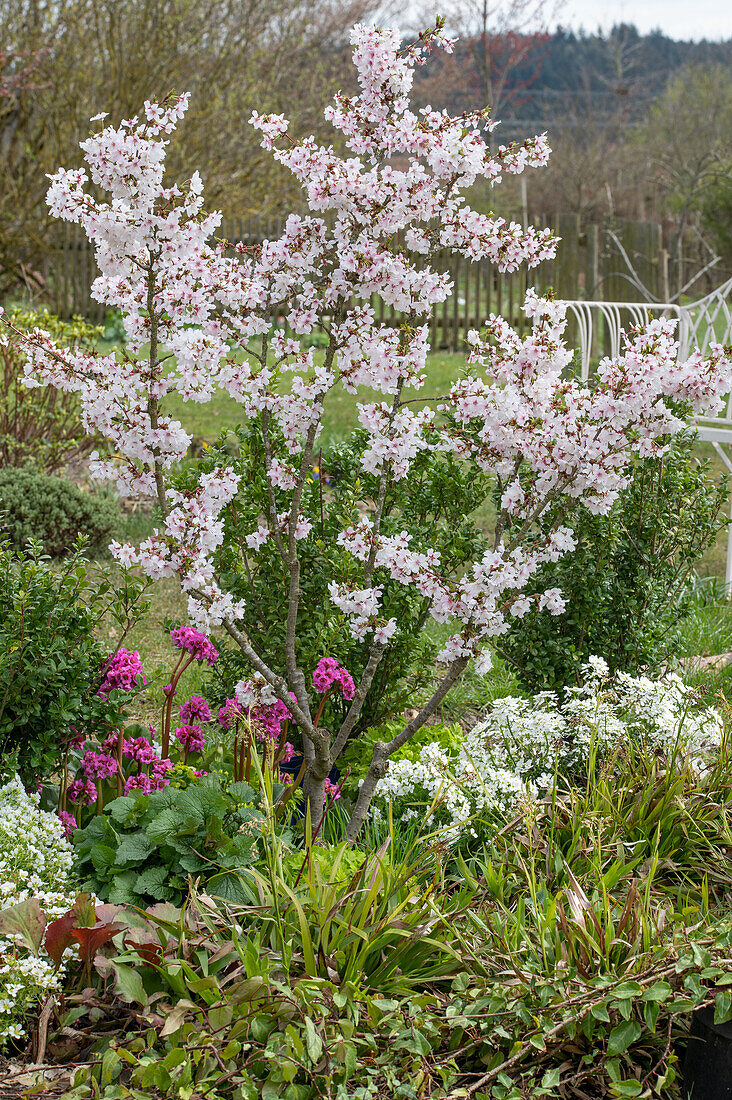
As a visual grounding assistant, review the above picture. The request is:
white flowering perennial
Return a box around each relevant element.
[0,777,76,1044]
[373,663,724,841]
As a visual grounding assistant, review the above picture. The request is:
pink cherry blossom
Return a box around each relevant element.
[5,21,732,841]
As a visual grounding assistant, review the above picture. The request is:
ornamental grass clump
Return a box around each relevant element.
[5,18,732,842]
[0,776,76,1044]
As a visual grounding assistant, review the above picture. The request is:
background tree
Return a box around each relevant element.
[634,63,732,292]
[0,0,374,299]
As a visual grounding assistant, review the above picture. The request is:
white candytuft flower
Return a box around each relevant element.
[373,668,723,841]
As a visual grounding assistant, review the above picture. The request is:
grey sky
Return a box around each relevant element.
[560,0,732,42]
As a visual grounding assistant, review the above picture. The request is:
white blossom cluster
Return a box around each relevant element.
[372,661,724,841]
[0,777,77,1044]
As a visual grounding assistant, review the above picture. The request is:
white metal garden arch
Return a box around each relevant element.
[558,275,732,586]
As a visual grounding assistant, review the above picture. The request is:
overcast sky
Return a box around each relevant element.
[560,0,732,41]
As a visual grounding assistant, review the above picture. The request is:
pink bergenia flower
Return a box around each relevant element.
[170,626,218,664]
[324,777,342,802]
[59,810,77,838]
[218,697,241,730]
[67,778,98,805]
[280,741,295,763]
[125,758,173,795]
[312,657,356,701]
[151,758,174,781]
[233,680,295,741]
[124,774,154,795]
[125,736,157,764]
[174,724,206,753]
[81,751,118,781]
[179,695,211,724]
[98,648,146,697]
[251,697,292,742]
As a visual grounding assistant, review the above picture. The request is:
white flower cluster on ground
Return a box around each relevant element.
[0,776,76,1044]
[372,661,724,841]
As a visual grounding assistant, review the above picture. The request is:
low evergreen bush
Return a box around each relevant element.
[0,467,119,557]
[501,431,729,691]
[0,541,148,782]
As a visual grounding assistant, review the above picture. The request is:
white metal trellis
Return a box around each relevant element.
[558,276,732,587]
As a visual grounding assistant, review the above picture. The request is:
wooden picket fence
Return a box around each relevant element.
[35,213,708,350]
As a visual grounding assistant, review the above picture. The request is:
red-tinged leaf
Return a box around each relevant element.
[71,922,123,964]
[123,933,162,967]
[94,903,124,926]
[45,912,79,969]
[0,898,47,955]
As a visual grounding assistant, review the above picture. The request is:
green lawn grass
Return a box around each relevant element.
[165,351,468,449]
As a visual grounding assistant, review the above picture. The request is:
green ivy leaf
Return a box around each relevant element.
[607,1020,642,1056]
[715,990,732,1024]
[610,1082,643,1097]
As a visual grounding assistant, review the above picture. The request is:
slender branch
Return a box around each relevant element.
[346,655,469,843]
[144,249,169,519]
[220,617,315,736]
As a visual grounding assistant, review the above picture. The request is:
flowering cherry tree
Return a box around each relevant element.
[6,19,732,840]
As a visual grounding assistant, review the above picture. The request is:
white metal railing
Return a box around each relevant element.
[559,276,732,586]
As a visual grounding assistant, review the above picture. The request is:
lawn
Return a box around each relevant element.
[163,349,469,448]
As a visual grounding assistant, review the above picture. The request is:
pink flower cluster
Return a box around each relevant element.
[170,627,218,665]
[251,698,291,741]
[324,778,341,802]
[179,695,211,723]
[67,778,97,806]
[67,731,176,804]
[98,648,145,697]
[124,758,173,796]
[80,751,117,781]
[59,810,77,839]
[217,697,241,730]
[312,657,355,700]
[174,724,206,753]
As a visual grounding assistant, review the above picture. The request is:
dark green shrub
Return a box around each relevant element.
[0,542,149,782]
[177,422,491,732]
[0,307,102,473]
[501,431,729,691]
[0,467,119,557]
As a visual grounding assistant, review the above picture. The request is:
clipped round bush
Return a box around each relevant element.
[0,776,76,1045]
[0,468,118,557]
